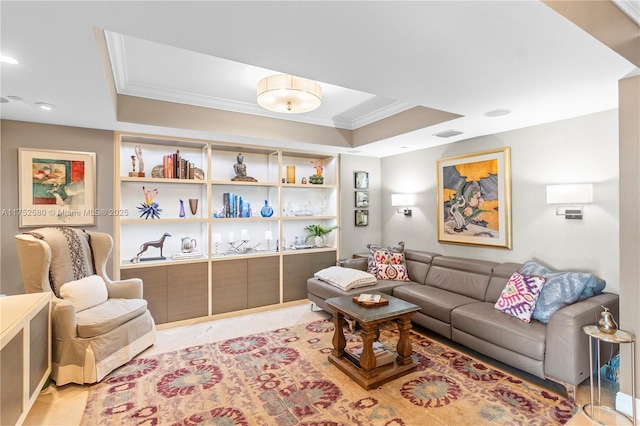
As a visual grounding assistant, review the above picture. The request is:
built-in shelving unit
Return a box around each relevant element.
[114,132,339,324]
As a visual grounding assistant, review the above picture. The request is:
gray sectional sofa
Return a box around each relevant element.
[306,249,619,400]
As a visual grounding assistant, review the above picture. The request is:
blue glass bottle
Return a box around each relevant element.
[260,200,273,217]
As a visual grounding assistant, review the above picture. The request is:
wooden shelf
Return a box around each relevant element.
[115,132,340,325]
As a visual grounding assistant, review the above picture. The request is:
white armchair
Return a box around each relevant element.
[15,227,156,385]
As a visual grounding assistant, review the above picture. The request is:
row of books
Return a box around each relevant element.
[347,342,395,367]
[222,192,251,218]
[163,150,196,179]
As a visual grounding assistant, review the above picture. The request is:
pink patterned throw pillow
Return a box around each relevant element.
[494,272,546,323]
[366,242,405,273]
[372,250,410,281]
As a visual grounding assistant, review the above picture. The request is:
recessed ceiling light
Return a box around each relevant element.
[485,109,511,117]
[36,102,55,111]
[0,56,19,64]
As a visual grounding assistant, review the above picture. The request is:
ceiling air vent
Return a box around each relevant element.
[434,129,463,138]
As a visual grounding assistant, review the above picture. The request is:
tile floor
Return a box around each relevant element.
[24,303,626,425]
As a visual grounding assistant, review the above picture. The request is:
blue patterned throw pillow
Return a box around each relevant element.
[519,260,604,323]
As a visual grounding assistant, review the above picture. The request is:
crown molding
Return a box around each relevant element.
[613,0,640,25]
[104,31,414,131]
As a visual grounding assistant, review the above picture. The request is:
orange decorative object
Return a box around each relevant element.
[286,165,296,183]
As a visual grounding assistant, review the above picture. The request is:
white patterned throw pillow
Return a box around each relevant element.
[314,266,377,291]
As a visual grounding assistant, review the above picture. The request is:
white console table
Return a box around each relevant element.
[1,293,51,426]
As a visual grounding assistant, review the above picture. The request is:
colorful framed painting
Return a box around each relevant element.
[355,191,369,208]
[436,147,511,248]
[18,148,97,227]
[355,209,369,226]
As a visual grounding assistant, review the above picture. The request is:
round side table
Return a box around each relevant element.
[582,325,636,425]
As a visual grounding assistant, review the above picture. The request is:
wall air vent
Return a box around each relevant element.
[434,129,463,138]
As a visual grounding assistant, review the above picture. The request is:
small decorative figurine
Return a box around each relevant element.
[131,232,171,262]
[135,145,145,176]
[129,155,136,176]
[137,186,162,219]
[231,153,257,182]
[597,305,618,334]
[129,146,146,177]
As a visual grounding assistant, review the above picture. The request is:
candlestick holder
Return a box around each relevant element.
[213,233,222,255]
[225,239,260,254]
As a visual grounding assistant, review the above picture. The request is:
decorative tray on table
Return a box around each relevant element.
[353,294,389,308]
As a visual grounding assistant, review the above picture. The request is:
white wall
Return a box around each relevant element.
[339,154,382,259]
[381,110,620,293]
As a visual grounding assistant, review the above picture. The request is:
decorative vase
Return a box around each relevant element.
[260,200,274,217]
[314,235,325,248]
[188,199,198,217]
[179,199,186,218]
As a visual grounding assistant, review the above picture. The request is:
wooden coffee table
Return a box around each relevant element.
[326,293,420,390]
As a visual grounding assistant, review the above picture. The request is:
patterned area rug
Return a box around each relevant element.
[82,319,577,425]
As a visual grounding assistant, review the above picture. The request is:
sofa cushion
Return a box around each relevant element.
[314,266,377,291]
[372,250,410,281]
[485,262,522,303]
[307,277,410,301]
[494,273,546,323]
[425,256,497,300]
[393,284,478,324]
[579,276,607,300]
[76,298,148,338]
[404,250,438,284]
[452,302,547,361]
[520,260,605,302]
[59,274,108,312]
[519,261,597,323]
[366,242,405,273]
[374,263,411,281]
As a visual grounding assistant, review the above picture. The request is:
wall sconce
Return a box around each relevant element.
[391,194,415,216]
[546,183,593,220]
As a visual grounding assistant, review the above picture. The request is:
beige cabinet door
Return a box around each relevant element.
[212,259,248,314]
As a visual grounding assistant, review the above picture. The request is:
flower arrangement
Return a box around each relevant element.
[309,160,324,184]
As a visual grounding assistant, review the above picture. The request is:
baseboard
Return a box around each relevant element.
[615,391,639,421]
